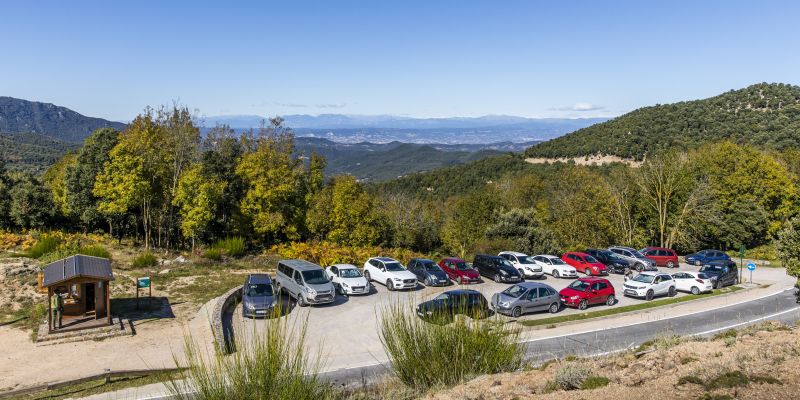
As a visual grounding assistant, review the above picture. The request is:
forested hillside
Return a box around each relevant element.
[0,97,126,143]
[525,83,800,160]
[0,132,78,172]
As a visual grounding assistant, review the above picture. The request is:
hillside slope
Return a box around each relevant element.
[525,83,800,160]
[0,97,125,143]
[0,132,79,172]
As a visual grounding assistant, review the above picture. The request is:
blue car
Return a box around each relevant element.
[684,249,730,266]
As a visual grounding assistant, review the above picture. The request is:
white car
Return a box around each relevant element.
[498,251,545,279]
[672,271,714,295]
[325,264,371,296]
[363,257,418,291]
[530,255,578,278]
[623,272,677,300]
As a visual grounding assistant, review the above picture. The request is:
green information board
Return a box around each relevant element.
[137,277,151,289]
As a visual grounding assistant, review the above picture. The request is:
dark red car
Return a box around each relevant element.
[438,257,482,284]
[562,252,608,276]
[559,277,616,310]
[641,247,679,268]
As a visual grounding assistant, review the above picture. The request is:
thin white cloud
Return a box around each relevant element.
[548,103,605,112]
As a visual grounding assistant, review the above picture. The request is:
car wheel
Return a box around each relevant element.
[645,290,654,301]
[511,306,522,318]
[668,286,677,297]
[386,279,394,291]
[549,302,560,313]
[425,277,432,286]
[691,286,700,295]
[578,299,589,310]
[606,295,615,306]
[667,261,675,268]
[695,260,701,266]
[364,271,371,282]
[457,276,463,285]
[584,268,592,276]
[636,263,645,272]
[297,295,307,307]
[552,270,560,278]
[494,274,502,283]
[714,280,721,290]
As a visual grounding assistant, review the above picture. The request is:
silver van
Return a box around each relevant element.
[276,259,335,307]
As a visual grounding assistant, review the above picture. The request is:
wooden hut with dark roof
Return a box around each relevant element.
[42,255,114,332]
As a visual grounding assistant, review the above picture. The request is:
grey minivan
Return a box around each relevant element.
[242,274,277,318]
[490,282,560,317]
[276,259,335,307]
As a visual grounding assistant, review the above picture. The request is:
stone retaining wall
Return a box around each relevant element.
[211,285,242,354]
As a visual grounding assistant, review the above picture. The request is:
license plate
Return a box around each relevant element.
[625,290,636,296]
[256,310,266,314]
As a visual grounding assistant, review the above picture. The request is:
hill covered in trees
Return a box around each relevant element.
[0,132,79,173]
[525,83,800,160]
[0,97,126,143]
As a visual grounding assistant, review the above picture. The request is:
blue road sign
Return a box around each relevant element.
[746,263,757,271]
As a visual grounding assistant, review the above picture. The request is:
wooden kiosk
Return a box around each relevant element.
[42,255,114,332]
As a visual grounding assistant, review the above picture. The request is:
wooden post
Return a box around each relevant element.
[106,280,111,325]
[47,287,52,333]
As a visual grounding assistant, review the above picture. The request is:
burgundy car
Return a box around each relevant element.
[438,257,482,284]
[641,247,679,268]
[559,277,616,310]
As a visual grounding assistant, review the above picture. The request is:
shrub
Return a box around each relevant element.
[166,315,334,400]
[580,375,610,390]
[133,252,158,268]
[213,237,245,258]
[678,375,704,385]
[554,363,589,390]
[26,235,60,259]
[77,245,111,259]
[378,301,523,391]
[705,370,749,390]
[203,248,222,261]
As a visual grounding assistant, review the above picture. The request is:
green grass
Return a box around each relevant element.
[580,375,610,390]
[25,235,60,258]
[202,248,222,261]
[133,252,158,268]
[520,287,742,327]
[213,237,246,258]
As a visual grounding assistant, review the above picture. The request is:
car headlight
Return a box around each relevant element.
[307,288,317,296]
[245,303,255,310]
[570,295,580,300]
[342,282,349,288]
[393,277,402,281]
[499,301,510,308]
[499,269,509,275]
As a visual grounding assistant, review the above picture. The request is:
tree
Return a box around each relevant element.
[606,167,646,247]
[379,192,442,252]
[42,153,77,216]
[200,125,247,239]
[485,208,560,255]
[9,175,55,229]
[173,164,226,251]
[0,161,11,228]
[776,217,800,284]
[440,191,500,258]
[307,175,382,246]
[65,128,120,231]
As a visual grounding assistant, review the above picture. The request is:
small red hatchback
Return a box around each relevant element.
[559,277,616,310]
[562,252,608,276]
[438,257,482,284]
[641,247,679,268]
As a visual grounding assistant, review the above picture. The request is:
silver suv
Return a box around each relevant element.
[276,259,335,307]
[608,246,657,271]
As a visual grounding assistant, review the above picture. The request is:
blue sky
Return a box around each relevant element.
[2,1,799,121]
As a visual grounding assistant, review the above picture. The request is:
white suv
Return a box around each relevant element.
[623,272,677,300]
[363,257,418,291]
[498,251,544,279]
[531,255,577,278]
[325,264,371,296]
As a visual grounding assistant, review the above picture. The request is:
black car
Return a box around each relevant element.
[473,254,523,283]
[408,258,450,287]
[416,289,490,322]
[699,260,739,289]
[586,248,630,274]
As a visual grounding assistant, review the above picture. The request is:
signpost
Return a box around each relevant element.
[746,262,756,284]
[136,276,152,309]
[738,245,745,284]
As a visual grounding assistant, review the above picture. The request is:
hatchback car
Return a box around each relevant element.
[699,260,739,288]
[473,254,523,283]
[530,255,578,278]
[325,264,371,296]
[416,289,490,322]
[438,257,482,284]
[684,249,730,266]
[407,258,450,287]
[491,282,560,317]
[641,247,679,268]
[622,272,677,300]
[242,273,277,318]
[559,277,616,310]
[562,252,608,276]
[672,271,714,294]
[585,248,630,274]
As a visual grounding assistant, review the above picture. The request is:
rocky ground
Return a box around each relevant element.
[0,257,43,316]
[426,321,799,400]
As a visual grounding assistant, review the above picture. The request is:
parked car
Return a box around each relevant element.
[416,289,490,322]
[562,252,608,276]
[498,251,545,279]
[276,259,336,307]
[407,258,450,287]
[438,257,482,284]
[608,246,657,271]
[699,260,739,288]
[530,255,578,278]
[472,254,523,283]
[363,257,418,291]
[622,272,677,300]
[490,282,560,317]
[672,271,714,295]
[559,277,616,310]
[242,273,277,318]
[325,264,371,296]
[641,247,680,268]
[684,249,730,266]
[585,248,630,274]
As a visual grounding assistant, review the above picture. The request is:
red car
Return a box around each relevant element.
[562,252,608,276]
[641,247,679,268]
[559,277,616,310]
[438,257,482,284]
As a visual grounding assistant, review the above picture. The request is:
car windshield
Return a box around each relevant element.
[494,259,514,268]
[550,258,567,265]
[632,274,655,283]
[301,269,329,285]
[340,268,362,278]
[697,273,711,279]
[568,280,590,291]
[700,265,722,273]
[454,261,471,270]
[502,285,527,298]
[585,255,599,263]
[518,256,536,264]
[422,262,443,272]
[384,262,405,271]
[245,283,273,297]
[631,250,646,258]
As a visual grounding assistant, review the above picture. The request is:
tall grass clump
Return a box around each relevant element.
[202,248,222,261]
[213,237,245,258]
[379,301,523,391]
[167,313,333,400]
[26,235,60,259]
[133,252,158,268]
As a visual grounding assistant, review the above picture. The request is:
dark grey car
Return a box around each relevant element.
[408,258,450,287]
[490,282,561,317]
[242,274,277,318]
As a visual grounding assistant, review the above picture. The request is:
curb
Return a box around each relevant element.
[211,285,242,354]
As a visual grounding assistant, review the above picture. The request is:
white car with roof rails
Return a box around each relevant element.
[530,255,578,278]
[672,271,714,295]
[363,257,418,291]
[498,251,545,279]
[325,264,371,296]
[623,271,677,300]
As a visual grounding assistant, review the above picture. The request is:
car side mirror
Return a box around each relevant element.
[591,289,598,294]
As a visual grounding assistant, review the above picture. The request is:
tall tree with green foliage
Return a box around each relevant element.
[173,164,226,251]
[776,217,800,285]
[0,161,12,228]
[485,208,560,255]
[440,190,500,258]
[200,125,247,239]
[307,175,382,246]
[42,153,77,216]
[9,175,56,229]
[65,128,121,232]
[547,167,618,250]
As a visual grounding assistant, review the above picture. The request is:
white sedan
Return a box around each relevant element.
[672,271,714,295]
[531,255,578,278]
[325,264,371,296]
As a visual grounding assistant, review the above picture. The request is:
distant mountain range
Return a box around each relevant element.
[0,97,126,143]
